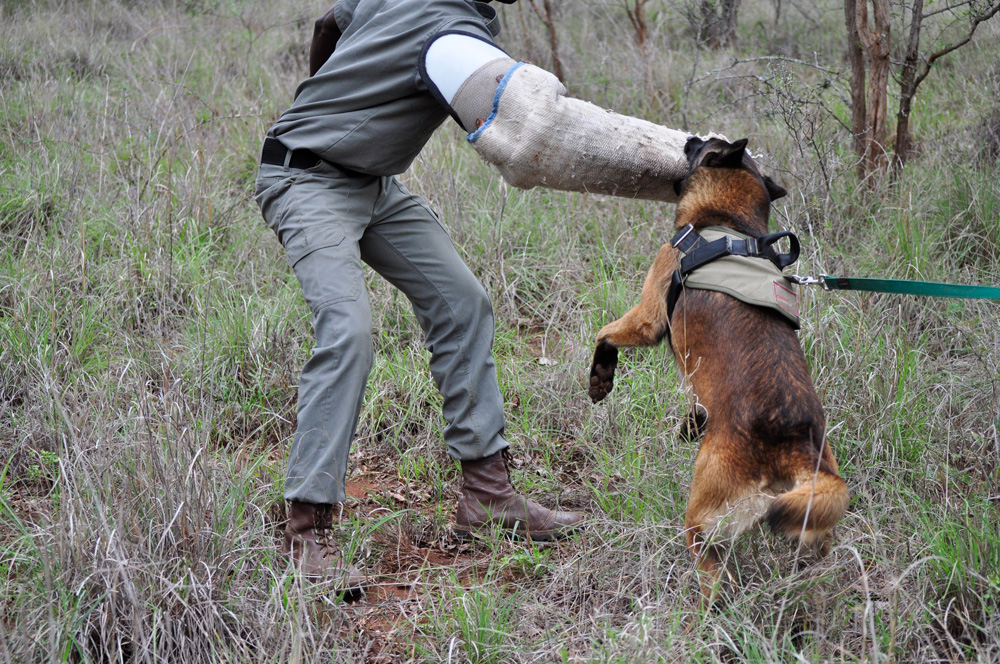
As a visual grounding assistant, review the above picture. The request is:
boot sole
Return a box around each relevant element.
[297,569,368,597]
[454,523,583,543]
[300,574,368,600]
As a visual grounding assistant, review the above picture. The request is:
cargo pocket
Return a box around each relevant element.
[286,224,362,311]
[284,223,346,268]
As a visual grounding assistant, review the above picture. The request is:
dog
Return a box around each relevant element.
[587,136,849,601]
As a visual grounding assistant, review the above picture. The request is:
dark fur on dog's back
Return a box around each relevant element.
[589,137,848,600]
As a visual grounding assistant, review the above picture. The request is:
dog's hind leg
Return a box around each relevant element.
[685,525,725,604]
[793,531,834,572]
[678,404,708,442]
[683,445,764,604]
[684,434,784,604]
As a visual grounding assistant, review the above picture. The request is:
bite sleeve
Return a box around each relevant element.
[467,63,691,202]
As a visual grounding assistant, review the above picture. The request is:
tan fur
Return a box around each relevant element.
[588,138,849,603]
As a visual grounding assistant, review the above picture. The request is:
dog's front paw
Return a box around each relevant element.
[588,341,619,403]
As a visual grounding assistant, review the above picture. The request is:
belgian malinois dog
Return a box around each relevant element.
[588,136,849,600]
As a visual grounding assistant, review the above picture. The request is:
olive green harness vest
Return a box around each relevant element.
[673,226,800,328]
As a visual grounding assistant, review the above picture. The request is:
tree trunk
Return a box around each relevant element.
[844,0,867,175]
[895,0,924,171]
[540,0,563,80]
[851,0,891,177]
[701,0,741,48]
[720,0,742,46]
[846,0,1000,180]
[529,0,564,81]
[627,0,649,48]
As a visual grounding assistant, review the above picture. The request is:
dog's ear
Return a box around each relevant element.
[764,176,788,201]
[704,137,748,169]
[684,136,704,156]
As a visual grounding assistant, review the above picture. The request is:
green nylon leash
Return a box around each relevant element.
[791,274,1000,300]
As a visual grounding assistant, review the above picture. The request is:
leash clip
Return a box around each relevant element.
[790,274,830,290]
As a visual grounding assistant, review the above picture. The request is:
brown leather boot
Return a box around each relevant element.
[282,501,366,596]
[454,451,585,541]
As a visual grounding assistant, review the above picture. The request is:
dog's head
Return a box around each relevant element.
[673,136,787,231]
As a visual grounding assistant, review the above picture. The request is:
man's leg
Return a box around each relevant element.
[362,177,506,462]
[255,161,379,588]
[361,177,584,540]
[262,164,380,504]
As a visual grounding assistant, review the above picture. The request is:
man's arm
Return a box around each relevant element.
[310,5,342,77]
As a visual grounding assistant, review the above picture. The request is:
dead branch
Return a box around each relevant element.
[528,0,564,81]
[912,2,1000,92]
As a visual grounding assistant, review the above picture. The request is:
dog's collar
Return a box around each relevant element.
[666,224,802,334]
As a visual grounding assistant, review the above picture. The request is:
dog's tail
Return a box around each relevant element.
[764,471,849,544]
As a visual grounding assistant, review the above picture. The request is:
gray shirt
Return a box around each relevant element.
[268,0,501,176]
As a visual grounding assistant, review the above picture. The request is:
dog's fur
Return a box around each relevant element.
[588,137,849,600]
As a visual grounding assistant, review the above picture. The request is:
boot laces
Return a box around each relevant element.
[312,504,338,553]
[500,449,516,489]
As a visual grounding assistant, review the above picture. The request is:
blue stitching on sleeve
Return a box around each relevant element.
[466,62,525,144]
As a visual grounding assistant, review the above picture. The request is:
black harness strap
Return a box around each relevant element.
[665,224,800,339]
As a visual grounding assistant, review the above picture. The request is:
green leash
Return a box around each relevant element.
[791,274,1000,300]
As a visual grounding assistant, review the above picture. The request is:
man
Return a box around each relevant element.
[255,0,693,594]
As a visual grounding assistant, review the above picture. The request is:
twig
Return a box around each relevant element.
[922,0,975,20]
[911,2,1000,93]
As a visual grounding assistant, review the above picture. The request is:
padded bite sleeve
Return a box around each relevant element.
[468,63,691,202]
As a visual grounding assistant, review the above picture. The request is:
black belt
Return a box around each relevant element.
[260,137,323,170]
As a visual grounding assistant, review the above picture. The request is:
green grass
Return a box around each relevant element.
[1,0,999,661]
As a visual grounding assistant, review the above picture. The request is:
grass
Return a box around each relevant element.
[1,0,999,661]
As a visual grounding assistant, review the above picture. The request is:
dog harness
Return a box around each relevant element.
[666,224,802,329]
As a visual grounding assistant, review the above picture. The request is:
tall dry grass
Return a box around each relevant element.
[1,0,998,662]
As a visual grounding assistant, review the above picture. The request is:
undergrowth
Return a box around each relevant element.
[1,0,998,662]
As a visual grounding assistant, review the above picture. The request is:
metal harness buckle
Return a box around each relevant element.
[671,224,695,248]
[790,274,830,290]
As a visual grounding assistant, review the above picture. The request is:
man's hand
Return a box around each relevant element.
[588,340,618,403]
[310,5,342,76]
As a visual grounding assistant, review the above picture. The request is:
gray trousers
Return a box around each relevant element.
[255,160,509,504]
